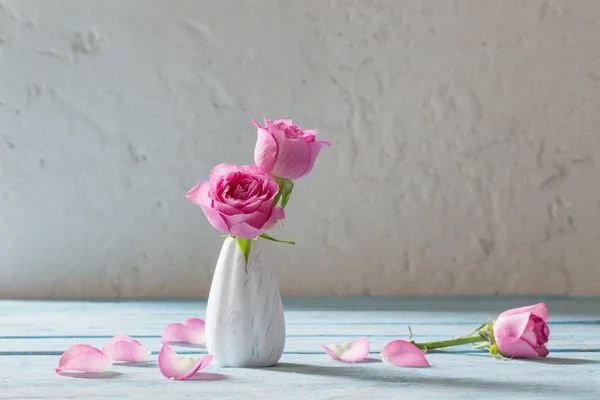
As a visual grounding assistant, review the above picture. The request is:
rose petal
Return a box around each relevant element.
[498,302,548,322]
[493,312,533,339]
[161,318,206,345]
[226,204,285,239]
[184,318,205,329]
[158,345,213,380]
[225,208,272,229]
[535,344,550,357]
[209,163,240,189]
[274,119,294,127]
[321,337,369,363]
[380,340,430,367]
[494,336,542,358]
[302,140,332,177]
[186,181,211,207]
[537,319,551,343]
[270,206,285,223]
[186,182,230,234]
[227,221,265,240]
[238,164,268,177]
[272,134,313,180]
[102,335,151,362]
[56,344,113,374]
[254,123,278,174]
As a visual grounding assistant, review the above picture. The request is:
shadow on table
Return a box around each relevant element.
[423,349,600,359]
[114,361,158,368]
[58,369,227,381]
[440,351,600,365]
[58,371,122,379]
[268,363,593,396]
[518,357,600,365]
[354,357,380,363]
[186,372,228,381]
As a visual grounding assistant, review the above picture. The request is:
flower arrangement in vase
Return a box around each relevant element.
[186,118,331,367]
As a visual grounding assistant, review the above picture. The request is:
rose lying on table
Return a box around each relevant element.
[408,302,550,359]
[321,302,551,365]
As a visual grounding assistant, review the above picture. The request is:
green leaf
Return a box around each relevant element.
[275,176,287,187]
[489,344,509,360]
[274,177,294,208]
[280,181,294,208]
[489,344,499,355]
[485,322,497,346]
[466,322,488,337]
[259,233,295,245]
[236,238,252,269]
[273,192,282,208]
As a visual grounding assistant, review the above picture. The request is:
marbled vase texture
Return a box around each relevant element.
[205,237,286,367]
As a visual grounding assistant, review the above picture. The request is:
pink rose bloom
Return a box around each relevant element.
[253,118,331,180]
[493,302,550,358]
[186,164,284,239]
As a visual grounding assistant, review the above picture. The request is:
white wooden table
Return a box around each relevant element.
[1,296,599,399]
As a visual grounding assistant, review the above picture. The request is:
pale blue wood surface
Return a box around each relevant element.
[0,296,598,399]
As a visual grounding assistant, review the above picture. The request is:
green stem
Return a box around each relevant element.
[411,335,488,351]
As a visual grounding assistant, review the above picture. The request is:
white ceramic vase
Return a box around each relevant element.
[205,237,286,367]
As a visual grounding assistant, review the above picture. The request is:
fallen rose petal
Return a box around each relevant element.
[321,337,370,363]
[381,340,430,367]
[158,344,213,380]
[161,318,206,345]
[56,344,113,374]
[102,335,151,362]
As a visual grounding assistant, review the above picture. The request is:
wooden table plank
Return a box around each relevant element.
[0,326,598,354]
[0,297,599,399]
[3,323,599,340]
[0,297,598,336]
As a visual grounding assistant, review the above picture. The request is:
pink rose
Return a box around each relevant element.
[186,164,285,239]
[253,118,331,180]
[493,302,550,358]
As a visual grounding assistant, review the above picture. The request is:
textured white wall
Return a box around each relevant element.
[1,0,600,298]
